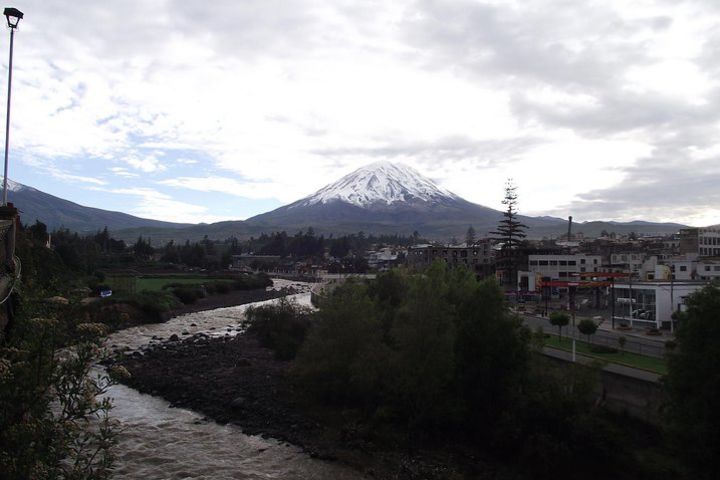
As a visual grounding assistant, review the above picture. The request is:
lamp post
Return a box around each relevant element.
[2,7,22,206]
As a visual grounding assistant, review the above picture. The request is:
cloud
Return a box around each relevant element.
[48,169,107,186]
[90,186,226,224]
[159,176,277,199]
[3,0,720,225]
[126,154,167,173]
[109,167,138,178]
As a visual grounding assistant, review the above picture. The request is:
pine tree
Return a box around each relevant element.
[465,226,476,246]
[491,179,528,287]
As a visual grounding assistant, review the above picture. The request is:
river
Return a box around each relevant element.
[100,280,366,480]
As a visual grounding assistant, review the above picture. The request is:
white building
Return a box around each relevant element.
[697,259,720,281]
[528,254,603,281]
[610,252,646,274]
[612,281,708,329]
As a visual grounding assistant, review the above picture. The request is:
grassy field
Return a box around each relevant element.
[544,335,668,375]
[135,276,234,292]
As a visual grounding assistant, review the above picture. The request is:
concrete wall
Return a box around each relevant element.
[541,349,664,425]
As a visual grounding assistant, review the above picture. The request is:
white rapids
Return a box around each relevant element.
[100,280,366,480]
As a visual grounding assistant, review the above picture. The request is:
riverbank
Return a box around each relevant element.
[114,330,521,480]
[161,286,297,319]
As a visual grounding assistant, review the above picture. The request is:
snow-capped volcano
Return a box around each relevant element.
[5,179,28,193]
[298,161,458,208]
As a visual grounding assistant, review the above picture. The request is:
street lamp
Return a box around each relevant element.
[2,7,22,206]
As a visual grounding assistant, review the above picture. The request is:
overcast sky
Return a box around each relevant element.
[2,0,719,225]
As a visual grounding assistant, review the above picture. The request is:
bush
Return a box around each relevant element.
[246,298,311,360]
[589,345,618,354]
[171,286,205,304]
[0,311,118,478]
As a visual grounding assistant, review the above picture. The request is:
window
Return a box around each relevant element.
[705,266,711,271]
[539,260,548,266]
[550,260,558,266]
[559,260,567,266]
[680,265,687,271]
[529,260,538,266]
[581,259,586,264]
[568,261,576,266]
[580,267,586,272]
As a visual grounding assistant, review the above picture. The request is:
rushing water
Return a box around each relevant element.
[100,280,366,480]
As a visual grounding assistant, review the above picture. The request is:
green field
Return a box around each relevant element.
[544,335,668,375]
[135,276,234,292]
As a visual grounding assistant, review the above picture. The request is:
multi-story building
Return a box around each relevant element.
[407,241,494,277]
[609,252,647,274]
[668,257,697,280]
[527,253,603,281]
[680,225,720,257]
[697,259,720,281]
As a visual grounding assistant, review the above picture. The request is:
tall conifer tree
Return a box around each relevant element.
[491,179,528,287]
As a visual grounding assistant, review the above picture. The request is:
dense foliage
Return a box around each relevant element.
[295,263,531,431]
[249,263,676,478]
[246,298,312,360]
[0,302,119,479]
[664,283,720,479]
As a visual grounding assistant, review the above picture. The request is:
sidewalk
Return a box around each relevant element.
[542,346,661,383]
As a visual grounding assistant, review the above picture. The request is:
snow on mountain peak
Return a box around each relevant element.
[299,161,458,208]
[6,179,25,193]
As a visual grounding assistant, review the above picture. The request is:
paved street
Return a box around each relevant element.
[520,312,669,358]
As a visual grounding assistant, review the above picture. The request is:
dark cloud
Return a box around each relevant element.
[402,0,653,90]
[554,149,720,223]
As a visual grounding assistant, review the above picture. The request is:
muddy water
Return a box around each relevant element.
[101,281,366,480]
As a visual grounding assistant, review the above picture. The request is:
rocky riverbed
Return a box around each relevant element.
[99,286,368,480]
[110,317,521,480]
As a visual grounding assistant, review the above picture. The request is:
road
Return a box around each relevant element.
[520,313,668,358]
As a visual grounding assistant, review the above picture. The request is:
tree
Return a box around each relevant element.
[465,226,476,246]
[549,312,570,341]
[490,179,528,287]
[577,319,598,343]
[664,284,720,478]
[617,335,626,354]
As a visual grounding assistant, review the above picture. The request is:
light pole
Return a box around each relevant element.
[2,7,22,206]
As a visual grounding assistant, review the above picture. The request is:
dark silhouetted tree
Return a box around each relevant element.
[491,179,528,287]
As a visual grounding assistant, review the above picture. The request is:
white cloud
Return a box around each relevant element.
[3,0,720,224]
[49,169,107,186]
[109,167,138,178]
[91,186,226,224]
[126,155,167,173]
[159,176,278,199]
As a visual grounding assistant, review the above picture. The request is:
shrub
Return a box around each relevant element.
[589,345,618,354]
[246,298,311,360]
[171,286,205,304]
[0,311,118,478]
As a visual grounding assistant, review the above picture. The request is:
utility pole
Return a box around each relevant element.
[1,8,23,206]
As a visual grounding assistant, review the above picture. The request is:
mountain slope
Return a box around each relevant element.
[245,161,564,237]
[6,180,189,232]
